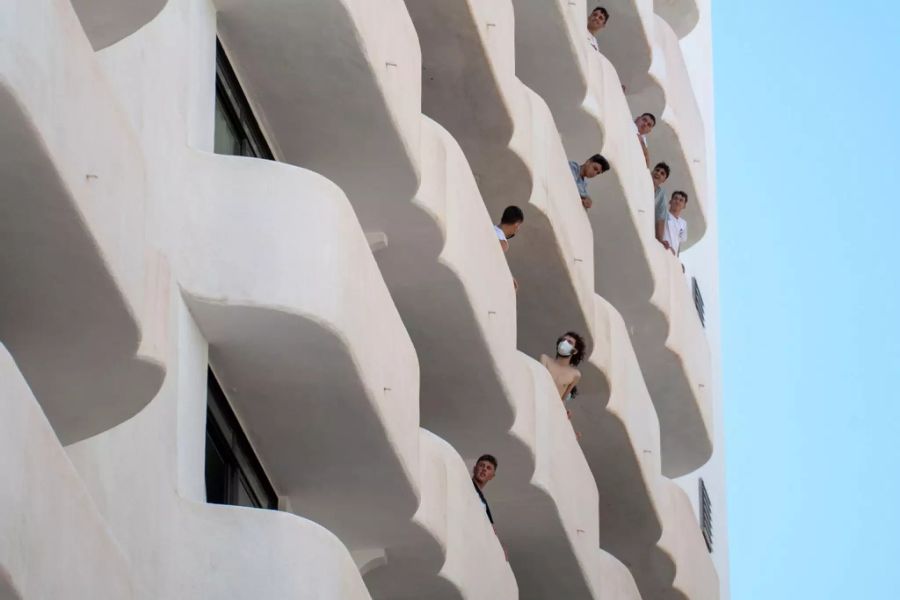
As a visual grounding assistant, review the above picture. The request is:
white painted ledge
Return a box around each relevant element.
[179,502,374,600]
[0,0,165,444]
[0,345,138,599]
[576,294,716,599]
[176,151,514,600]
[654,0,700,39]
[641,478,719,600]
[70,0,169,50]
[213,0,422,223]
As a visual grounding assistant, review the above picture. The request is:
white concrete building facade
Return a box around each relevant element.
[0,0,728,599]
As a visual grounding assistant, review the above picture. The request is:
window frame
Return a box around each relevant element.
[205,368,278,510]
[215,39,274,160]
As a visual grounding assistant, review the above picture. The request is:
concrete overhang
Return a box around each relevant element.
[0,0,165,445]
[213,1,602,590]
[638,479,720,600]
[576,295,717,599]
[176,152,514,599]
[70,0,168,50]
[512,0,655,100]
[509,0,713,475]
[180,503,374,600]
[404,0,597,359]
[358,111,607,599]
[628,15,708,248]
[0,345,139,599]
[654,0,700,39]
[213,0,422,226]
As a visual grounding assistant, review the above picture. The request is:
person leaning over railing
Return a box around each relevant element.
[568,154,610,209]
[633,112,657,168]
[661,190,689,257]
[586,6,609,52]
[652,161,672,241]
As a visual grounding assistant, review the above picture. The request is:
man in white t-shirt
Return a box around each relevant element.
[587,7,609,52]
[494,205,524,253]
[662,190,689,256]
[633,113,656,168]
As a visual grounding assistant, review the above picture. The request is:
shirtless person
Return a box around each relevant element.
[540,331,586,403]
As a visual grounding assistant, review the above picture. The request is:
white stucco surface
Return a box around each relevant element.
[0,0,724,597]
[0,345,137,599]
[0,0,165,445]
[510,0,713,477]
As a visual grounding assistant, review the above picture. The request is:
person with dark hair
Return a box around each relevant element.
[661,191,689,256]
[472,454,498,524]
[568,154,610,209]
[634,113,656,167]
[495,205,524,253]
[540,332,586,403]
[652,162,672,244]
[587,7,609,51]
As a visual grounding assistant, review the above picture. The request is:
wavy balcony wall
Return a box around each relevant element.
[175,151,516,600]
[576,295,719,600]
[403,0,597,359]
[512,0,713,477]
[0,0,165,445]
[213,1,623,596]
[0,345,138,600]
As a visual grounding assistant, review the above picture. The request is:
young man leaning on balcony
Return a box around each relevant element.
[568,154,610,209]
[633,112,656,168]
[472,454,498,525]
[494,205,524,253]
[661,191,689,256]
[587,6,609,52]
[652,161,671,242]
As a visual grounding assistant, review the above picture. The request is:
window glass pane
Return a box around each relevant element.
[214,97,241,156]
[205,430,230,505]
[236,474,261,508]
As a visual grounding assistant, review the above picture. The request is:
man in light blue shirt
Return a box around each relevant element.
[568,154,610,209]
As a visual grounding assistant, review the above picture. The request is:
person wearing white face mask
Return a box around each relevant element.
[540,331,586,404]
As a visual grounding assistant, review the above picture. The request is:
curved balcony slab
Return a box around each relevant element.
[638,479,719,600]
[181,502,373,600]
[575,295,716,599]
[513,0,654,107]
[653,0,699,39]
[0,344,138,599]
[373,112,606,598]
[404,0,597,358]
[575,295,664,562]
[213,0,421,225]
[595,551,643,600]
[177,152,420,549]
[177,152,513,600]
[71,0,168,50]
[0,0,165,444]
[628,15,708,247]
[364,431,518,600]
[508,0,712,475]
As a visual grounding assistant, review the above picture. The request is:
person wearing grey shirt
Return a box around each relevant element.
[651,161,671,243]
[568,154,610,209]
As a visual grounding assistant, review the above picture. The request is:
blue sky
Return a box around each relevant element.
[715,1,900,598]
